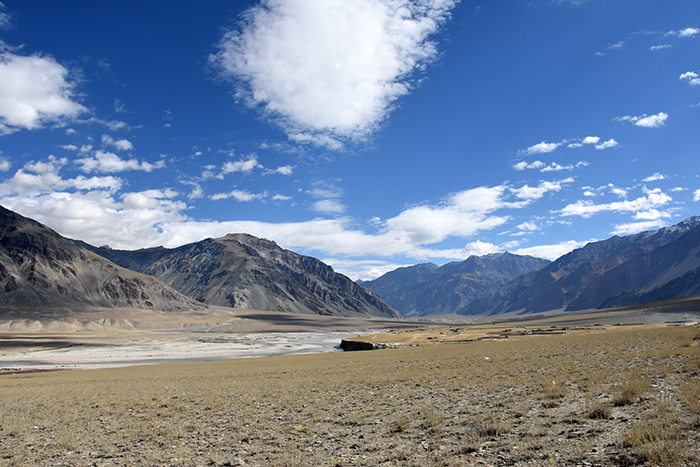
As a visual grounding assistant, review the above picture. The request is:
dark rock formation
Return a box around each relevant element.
[339,339,399,351]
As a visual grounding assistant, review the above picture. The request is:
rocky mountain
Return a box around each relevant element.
[0,206,206,319]
[91,234,399,318]
[459,216,700,315]
[359,253,550,317]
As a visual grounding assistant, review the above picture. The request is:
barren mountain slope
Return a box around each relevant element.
[0,206,206,319]
[459,216,700,315]
[360,253,550,317]
[143,234,400,318]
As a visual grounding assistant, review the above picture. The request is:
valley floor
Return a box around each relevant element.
[0,322,699,466]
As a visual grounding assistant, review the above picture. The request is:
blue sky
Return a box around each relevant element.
[0,0,698,280]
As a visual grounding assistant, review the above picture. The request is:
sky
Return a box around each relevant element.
[0,0,698,281]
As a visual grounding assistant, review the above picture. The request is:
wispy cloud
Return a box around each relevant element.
[611,220,667,236]
[513,239,588,261]
[677,27,699,38]
[560,187,672,218]
[680,71,700,86]
[210,0,458,150]
[210,189,267,202]
[312,199,346,215]
[615,112,668,128]
[263,165,295,176]
[595,138,619,149]
[218,155,263,178]
[76,150,165,173]
[101,134,134,151]
[642,172,666,182]
[518,141,560,156]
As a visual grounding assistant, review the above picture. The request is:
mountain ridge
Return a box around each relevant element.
[360,252,550,317]
[458,216,700,315]
[0,205,206,319]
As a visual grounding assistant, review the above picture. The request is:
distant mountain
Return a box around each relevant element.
[91,234,399,318]
[0,206,205,319]
[459,216,700,315]
[360,253,550,317]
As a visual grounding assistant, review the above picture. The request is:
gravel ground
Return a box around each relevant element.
[0,324,699,466]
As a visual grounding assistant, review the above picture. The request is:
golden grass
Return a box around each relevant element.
[0,324,698,466]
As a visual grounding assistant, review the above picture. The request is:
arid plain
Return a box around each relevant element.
[0,309,699,466]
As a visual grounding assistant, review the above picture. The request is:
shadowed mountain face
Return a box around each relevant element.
[0,206,206,319]
[93,234,400,318]
[459,217,700,316]
[360,253,550,317]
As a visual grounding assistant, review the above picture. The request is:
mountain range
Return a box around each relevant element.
[0,206,205,319]
[3,204,700,322]
[358,253,550,317]
[0,205,398,320]
[457,216,700,315]
[85,234,398,318]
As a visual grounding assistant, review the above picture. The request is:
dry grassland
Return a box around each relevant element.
[0,324,699,466]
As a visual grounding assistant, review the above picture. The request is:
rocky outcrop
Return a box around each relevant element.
[339,339,399,351]
[0,205,206,319]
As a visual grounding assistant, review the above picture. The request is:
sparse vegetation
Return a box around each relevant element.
[0,323,698,465]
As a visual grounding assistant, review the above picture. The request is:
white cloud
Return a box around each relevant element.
[512,160,545,171]
[595,138,619,149]
[210,0,458,149]
[2,190,188,250]
[0,157,10,171]
[272,194,292,201]
[680,71,700,86]
[0,46,87,133]
[642,172,666,182]
[541,163,573,172]
[694,189,700,202]
[76,150,165,173]
[650,44,671,51]
[511,178,573,202]
[312,198,346,215]
[513,240,588,261]
[123,189,179,209]
[582,136,600,145]
[321,258,406,281]
[407,240,500,262]
[219,156,262,177]
[264,165,294,176]
[678,27,699,38]
[102,134,134,151]
[0,156,122,196]
[517,221,538,231]
[518,141,560,156]
[615,112,668,128]
[0,6,10,29]
[610,187,627,198]
[560,188,672,218]
[210,189,267,202]
[611,220,667,236]
[634,209,670,221]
